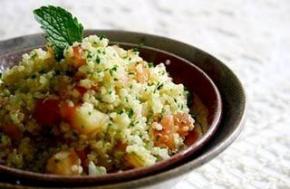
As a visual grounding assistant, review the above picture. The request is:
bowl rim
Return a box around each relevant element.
[0,30,246,189]
[0,32,222,183]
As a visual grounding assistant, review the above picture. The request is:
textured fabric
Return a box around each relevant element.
[0,0,289,188]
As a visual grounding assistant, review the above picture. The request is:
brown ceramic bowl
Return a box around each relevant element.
[0,30,246,189]
[0,30,222,186]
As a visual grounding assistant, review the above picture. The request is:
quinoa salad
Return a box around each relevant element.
[0,6,195,176]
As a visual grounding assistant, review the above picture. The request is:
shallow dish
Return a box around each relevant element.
[0,30,245,189]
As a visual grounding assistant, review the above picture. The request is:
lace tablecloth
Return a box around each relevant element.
[0,0,289,188]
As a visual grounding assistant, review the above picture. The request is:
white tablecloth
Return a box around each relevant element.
[0,0,289,188]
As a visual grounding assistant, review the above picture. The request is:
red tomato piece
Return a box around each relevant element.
[34,99,61,126]
[152,115,176,150]
[1,124,22,141]
[59,102,77,122]
[60,102,76,122]
[75,85,87,96]
[72,46,86,68]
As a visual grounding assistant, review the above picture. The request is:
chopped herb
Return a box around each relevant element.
[109,65,118,75]
[128,109,134,118]
[95,55,100,64]
[148,62,154,68]
[92,41,98,46]
[157,83,163,90]
[112,65,118,71]
[31,52,37,59]
[132,47,139,53]
[104,123,113,138]
[117,109,124,114]
[129,122,134,128]
[132,43,143,53]
[87,52,93,59]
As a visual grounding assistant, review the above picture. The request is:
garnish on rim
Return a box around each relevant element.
[33,5,84,60]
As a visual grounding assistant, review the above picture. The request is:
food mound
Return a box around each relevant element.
[0,35,195,176]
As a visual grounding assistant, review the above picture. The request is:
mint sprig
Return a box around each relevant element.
[33,6,84,60]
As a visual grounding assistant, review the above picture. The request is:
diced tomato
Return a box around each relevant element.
[174,113,194,137]
[152,115,176,150]
[135,62,149,83]
[1,124,22,140]
[151,113,195,150]
[114,140,127,151]
[75,85,87,96]
[74,72,85,81]
[72,46,86,68]
[34,99,61,126]
[59,102,77,122]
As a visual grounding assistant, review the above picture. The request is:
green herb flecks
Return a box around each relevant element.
[148,62,154,68]
[95,55,101,64]
[157,83,163,90]
[33,6,84,60]
[127,108,134,118]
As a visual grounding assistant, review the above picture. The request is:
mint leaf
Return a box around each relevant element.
[33,6,84,60]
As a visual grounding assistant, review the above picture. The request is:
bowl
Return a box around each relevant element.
[0,30,245,189]
[0,30,222,186]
